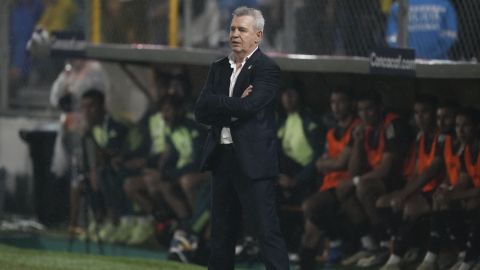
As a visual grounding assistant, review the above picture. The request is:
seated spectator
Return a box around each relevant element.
[49,59,109,235]
[277,87,323,206]
[386,0,458,59]
[158,95,209,261]
[80,89,130,240]
[416,109,480,270]
[337,90,412,267]
[436,100,459,136]
[123,103,169,222]
[298,87,360,268]
[123,70,204,248]
[160,94,207,223]
[123,94,208,254]
[106,118,152,245]
[378,95,445,270]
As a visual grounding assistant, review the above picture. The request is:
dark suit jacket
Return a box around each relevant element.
[194,49,280,180]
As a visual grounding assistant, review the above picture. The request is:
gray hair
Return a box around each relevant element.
[232,6,265,32]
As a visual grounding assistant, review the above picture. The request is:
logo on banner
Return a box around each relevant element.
[369,48,416,76]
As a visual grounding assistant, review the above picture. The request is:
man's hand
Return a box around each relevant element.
[389,192,406,211]
[352,124,365,142]
[241,85,253,98]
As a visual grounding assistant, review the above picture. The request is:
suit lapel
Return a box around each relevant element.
[219,61,231,96]
[232,49,262,97]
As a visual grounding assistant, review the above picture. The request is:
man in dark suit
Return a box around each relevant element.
[194,6,290,270]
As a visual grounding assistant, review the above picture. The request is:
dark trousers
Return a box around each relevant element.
[208,145,290,270]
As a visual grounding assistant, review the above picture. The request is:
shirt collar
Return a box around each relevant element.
[229,47,258,69]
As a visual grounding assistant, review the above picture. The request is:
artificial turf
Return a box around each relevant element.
[0,244,205,270]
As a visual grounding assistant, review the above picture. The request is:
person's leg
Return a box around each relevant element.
[99,166,124,224]
[462,197,480,269]
[375,191,404,243]
[123,174,153,213]
[151,175,190,221]
[237,177,290,270]
[336,179,371,253]
[179,172,209,211]
[300,189,342,267]
[208,146,242,270]
[445,205,467,261]
[69,180,84,231]
[299,191,328,269]
[389,195,430,263]
[187,180,211,235]
[356,178,387,227]
[91,168,109,223]
[339,195,375,266]
[381,194,430,269]
[358,179,393,266]
[375,192,407,269]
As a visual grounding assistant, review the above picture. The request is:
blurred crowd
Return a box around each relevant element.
[45,56,480,270]
[8,0,480,95]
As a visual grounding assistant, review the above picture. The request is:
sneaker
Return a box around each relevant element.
[168,230,198,263]
[380,262,403,270]
[341,249,372,266]
[448,261,463,270]
[456,262,477,270]
[235,236,260,261]
[416,261,438,270]
[325,244,343,265]
[356,249,389,268]
[471,262,480,270]
[288,253,299,263]
[403,248,420,263]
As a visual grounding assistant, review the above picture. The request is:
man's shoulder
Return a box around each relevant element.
[260,52,278,65]
[255,51,280,71]
[213,56,229,65]
[209,57,230,73]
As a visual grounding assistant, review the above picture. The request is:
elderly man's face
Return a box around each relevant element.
[229,15,262,58]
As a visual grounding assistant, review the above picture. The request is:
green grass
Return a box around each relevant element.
[0,244,205,270]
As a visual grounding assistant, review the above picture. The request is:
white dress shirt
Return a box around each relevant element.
[220,47,258,144]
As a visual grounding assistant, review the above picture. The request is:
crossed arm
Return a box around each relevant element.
[194,61,280,127]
